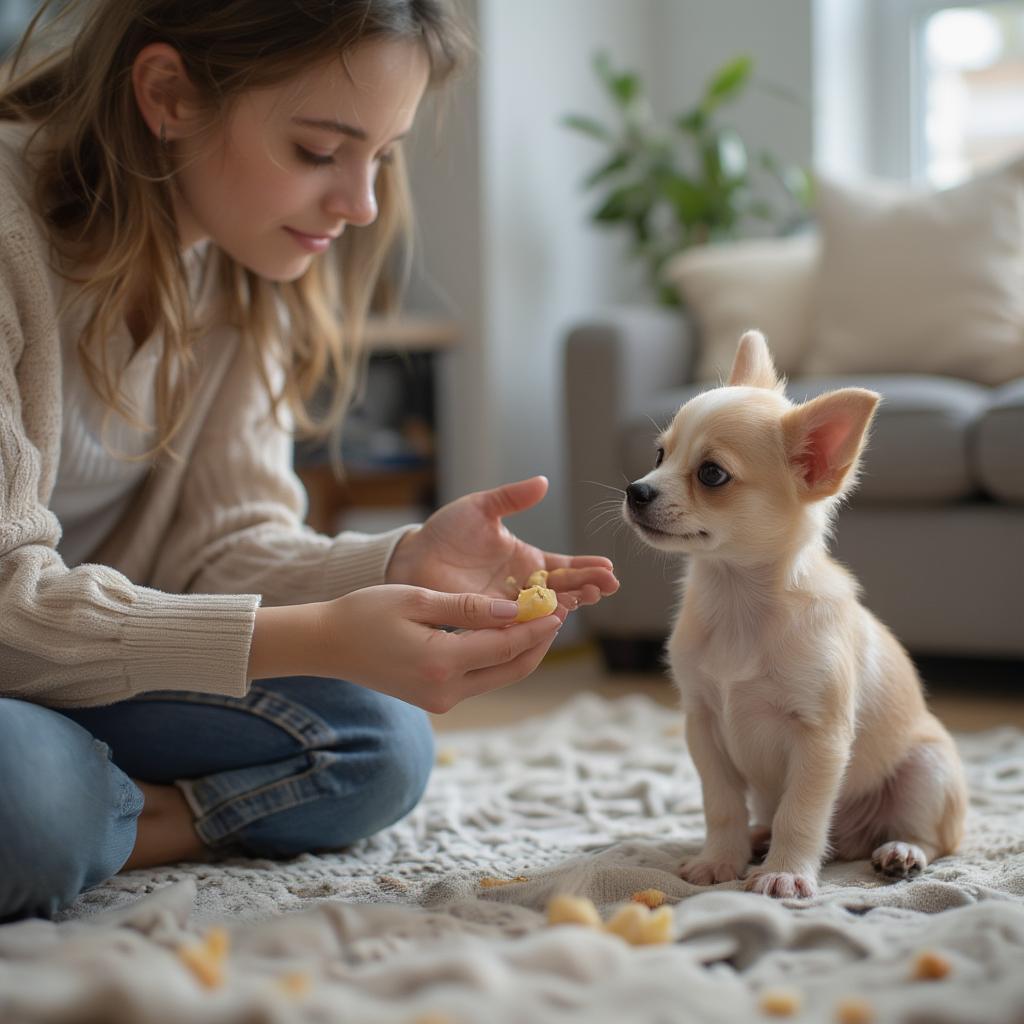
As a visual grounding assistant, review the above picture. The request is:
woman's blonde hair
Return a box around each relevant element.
[0,0,470,463]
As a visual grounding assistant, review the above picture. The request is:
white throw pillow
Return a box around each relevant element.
[807,162,1024,385]
[664,233,819,383]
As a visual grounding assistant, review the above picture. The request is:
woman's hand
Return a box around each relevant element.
[385,476,619,613]
[313,585,563,713]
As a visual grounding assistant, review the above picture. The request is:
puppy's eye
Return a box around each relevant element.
[697,461,730,487]
[654,447,665,468]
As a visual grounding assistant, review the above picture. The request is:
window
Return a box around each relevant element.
[814,0,1024,183]
[918,3,1024,186]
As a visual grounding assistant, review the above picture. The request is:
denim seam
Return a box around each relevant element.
[128,685,339,750]
[186,753,337,847]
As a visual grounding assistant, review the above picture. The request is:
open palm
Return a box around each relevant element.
[386,476,618,609]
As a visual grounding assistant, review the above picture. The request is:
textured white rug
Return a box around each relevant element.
[2,692,1024,1023]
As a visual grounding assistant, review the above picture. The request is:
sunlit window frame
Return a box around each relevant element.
[873,0,1010,183]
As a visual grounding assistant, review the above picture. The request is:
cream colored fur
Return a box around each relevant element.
[623,331,967,899]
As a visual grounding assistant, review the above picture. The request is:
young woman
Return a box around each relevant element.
[0,0,619,922]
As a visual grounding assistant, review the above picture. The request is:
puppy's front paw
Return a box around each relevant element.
[745,869,818,899]
[679,856,745,886]
[872,841,927,879]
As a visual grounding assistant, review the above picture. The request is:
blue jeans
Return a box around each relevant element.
[0,677,434,922]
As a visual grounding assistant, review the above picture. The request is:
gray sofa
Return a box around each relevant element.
[564,306,1024,669]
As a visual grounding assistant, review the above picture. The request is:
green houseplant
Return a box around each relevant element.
[563,53,813,305]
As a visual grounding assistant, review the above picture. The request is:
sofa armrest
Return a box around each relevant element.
[563,305,695,557]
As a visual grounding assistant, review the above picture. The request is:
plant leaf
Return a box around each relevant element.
[702,55,753,111]
[584,151,631,189]
[592,183,649,223]
[562,113,611,142]
[676,108,706,135]
[716,128,748,180]
[611,72,641,107]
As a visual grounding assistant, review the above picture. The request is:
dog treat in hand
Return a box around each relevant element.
[515,584,558,622]
[526,569,549,588]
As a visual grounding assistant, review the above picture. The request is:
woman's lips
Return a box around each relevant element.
[284,227,334,253]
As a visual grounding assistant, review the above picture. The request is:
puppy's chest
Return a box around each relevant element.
[706,676,800,784]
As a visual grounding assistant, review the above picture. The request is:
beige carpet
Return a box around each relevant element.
[1,686,1023,1023]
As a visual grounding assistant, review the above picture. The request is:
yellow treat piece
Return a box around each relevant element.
[835,997,875,1024]
[639,906,674,944]
[515,585,557,622]
[631,888,667,908]
[604,903,673,945]
[178,926,230,989]
[605,903,649,944]
[758,987,803,1016]
[436,748,457,766]
[479,875,530,888]
[913,950,951,980]
[526,569,549,588]
[504,575,520,597]
[547,894,603,928]
[276,971,313,999]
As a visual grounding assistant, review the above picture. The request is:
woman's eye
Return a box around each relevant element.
[295,145,335,167]
[697,461,730,487]
[654,447,665,468]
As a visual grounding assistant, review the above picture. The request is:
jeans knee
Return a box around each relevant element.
[313,692,434,846]
[0,699,143,921]
[237,689,435,857]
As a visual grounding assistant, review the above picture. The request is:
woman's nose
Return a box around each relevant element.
[323,167,378,228]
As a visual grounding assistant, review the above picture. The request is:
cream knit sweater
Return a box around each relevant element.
[0,121,413,708]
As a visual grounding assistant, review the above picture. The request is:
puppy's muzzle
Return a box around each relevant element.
[626,481,658,513]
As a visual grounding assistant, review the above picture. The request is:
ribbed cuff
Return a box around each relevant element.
[320,524,419,597]
[120,588,260,699]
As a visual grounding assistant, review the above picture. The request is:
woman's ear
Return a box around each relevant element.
[131,42,200,144]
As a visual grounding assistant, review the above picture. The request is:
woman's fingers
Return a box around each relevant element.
[454,614,561,673]
[543,553,614,571]
[462,631,559,695]
[412,590,521,629]
[544,565,619,597]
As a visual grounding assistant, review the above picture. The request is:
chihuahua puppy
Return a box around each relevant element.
[624,331,967,898]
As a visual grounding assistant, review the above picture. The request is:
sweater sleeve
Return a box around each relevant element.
[149,335,417,607]
[0,244,258,708]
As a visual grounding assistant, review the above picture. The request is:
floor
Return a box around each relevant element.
[432,645,1024,733]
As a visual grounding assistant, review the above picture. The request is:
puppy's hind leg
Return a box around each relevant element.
[869,726,967,881]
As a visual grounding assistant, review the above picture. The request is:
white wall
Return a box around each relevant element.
[405,0,816,571]
[407,0,660,555]
[662,0,815,193]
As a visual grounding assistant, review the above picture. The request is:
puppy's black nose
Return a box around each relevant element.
[626,481,657,509]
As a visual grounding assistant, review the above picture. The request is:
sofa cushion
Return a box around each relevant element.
[620,375,990,503]
[807,162,1024,386]
[788,376,989,502]
[975,377,1024,504]
[663,233,819,383]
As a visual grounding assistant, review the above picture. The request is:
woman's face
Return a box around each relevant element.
[172,39,429,281]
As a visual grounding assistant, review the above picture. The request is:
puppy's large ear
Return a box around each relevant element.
[727,330,780,389]
[782,389,881,500]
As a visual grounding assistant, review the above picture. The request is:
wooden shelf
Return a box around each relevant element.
[364,315,459,352]
[298,463,435,535]
[296,316,458,531]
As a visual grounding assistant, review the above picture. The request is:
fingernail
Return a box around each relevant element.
[491,599,519,618]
